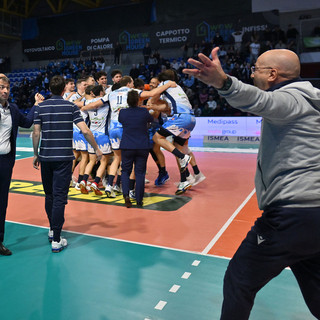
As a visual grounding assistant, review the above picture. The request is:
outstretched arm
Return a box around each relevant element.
[183,47,227,88]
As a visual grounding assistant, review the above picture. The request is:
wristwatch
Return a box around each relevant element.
[217,76,232,91]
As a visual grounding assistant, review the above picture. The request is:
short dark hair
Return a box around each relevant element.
[119,76,132,87]
[112,83,121,91]
[158,69,178,82]
[94,71,107,81]
[92,85,104,96]
[49,76,65,95]
[134,78,145,89]
[85,85,95,95]
[111,69,122,78]
[65,78,74,84]
[127,90,139,108]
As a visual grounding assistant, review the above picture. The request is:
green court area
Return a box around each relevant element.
[0,222,314,320]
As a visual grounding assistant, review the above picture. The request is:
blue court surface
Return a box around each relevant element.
[0,222,314,320]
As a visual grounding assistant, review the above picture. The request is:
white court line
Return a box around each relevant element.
[16,147,33,152]
[6,220,224,259]
[201,188,256,255]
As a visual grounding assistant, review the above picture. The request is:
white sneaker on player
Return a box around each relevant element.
[105,184,116,198]
[113,184,122,195]
[91,182,103,195]
[193,172,206,186]
[186,174,196,185]
[75,182,81,191]
[178,154,191,172]
[51,237,67,253]
[175,180,192,195]
[79,180,89,194]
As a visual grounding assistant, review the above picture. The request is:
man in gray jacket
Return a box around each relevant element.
[184,48,320,319]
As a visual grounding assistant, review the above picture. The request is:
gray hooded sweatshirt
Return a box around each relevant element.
[219,77,320,210]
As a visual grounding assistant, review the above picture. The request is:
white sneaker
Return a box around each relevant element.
[91,182,103,195]
[186,174,196,185]
[105,184,116,198]
[75,182,81,191]
[113,184,122,195]
[175,180,192,195]
[178,154,191,172]
[48,230,53,242]
[193,172,206,186]
[52,237,68,253]
[145,178,150,184]
[79,180,89,194]
[129,190,136,199]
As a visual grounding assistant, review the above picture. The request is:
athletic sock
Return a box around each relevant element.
[83,174,89,182]
[180,171,187,182]
[193,165,200,175]
[172,148,184,159]
[108,174,115,186]
[185,168,190,177]
[159,166,166,174]
[77,175,84,183]
[94,177,101,185]
[129,179,135,190]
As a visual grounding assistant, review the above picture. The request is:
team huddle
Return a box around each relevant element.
[62,69,206,199]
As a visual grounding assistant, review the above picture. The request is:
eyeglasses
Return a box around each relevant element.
[250,66,273,73]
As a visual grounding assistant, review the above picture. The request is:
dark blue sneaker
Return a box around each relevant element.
[155,172,170,186]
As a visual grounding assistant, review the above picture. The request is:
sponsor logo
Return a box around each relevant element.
[56,38,82,56]
[119,31,150,51]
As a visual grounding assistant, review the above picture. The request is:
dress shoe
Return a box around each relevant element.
[136,202,143,208]
[0,242,12,256]
[124,196,132,208]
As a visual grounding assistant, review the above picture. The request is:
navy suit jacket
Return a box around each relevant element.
[119,107,153,150]
[7,103,35,162]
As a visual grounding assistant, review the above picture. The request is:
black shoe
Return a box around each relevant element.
[124,196,132,208]
[0,242,12,256]
[136,202,143,208]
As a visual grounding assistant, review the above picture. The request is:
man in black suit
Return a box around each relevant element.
[0,75,37,255]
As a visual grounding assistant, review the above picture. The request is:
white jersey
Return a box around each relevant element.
[68,92,88,123]
[63,91,74,100]
[159,81,193,114]
[85,97,109,133]
[108,87,141,128]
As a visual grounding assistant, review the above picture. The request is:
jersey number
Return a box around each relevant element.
[117,96,123,105]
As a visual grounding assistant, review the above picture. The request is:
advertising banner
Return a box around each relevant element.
[22,12,277,61]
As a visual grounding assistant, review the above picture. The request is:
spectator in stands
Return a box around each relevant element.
[207,95,217,111]
[213,32,224,46]
[286,24,299,50]
[114,42,122,65]
[275,40,287,49]
[249,39,261,64]
[129,64,140,80]
[232,30,244,52]
[198,88,209,107]
[142,42,152,65]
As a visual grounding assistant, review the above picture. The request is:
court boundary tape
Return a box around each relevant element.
[6,219,230,260]
[201,188,256,255]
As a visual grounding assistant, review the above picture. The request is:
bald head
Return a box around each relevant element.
[258,49,300,80]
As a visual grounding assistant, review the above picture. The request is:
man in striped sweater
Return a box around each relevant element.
[32,75,102,253]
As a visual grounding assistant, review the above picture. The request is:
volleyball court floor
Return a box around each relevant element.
[0,135,315,320]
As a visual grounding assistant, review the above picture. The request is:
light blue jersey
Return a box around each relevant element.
[108,87,140,149]
[158,81,195,139]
